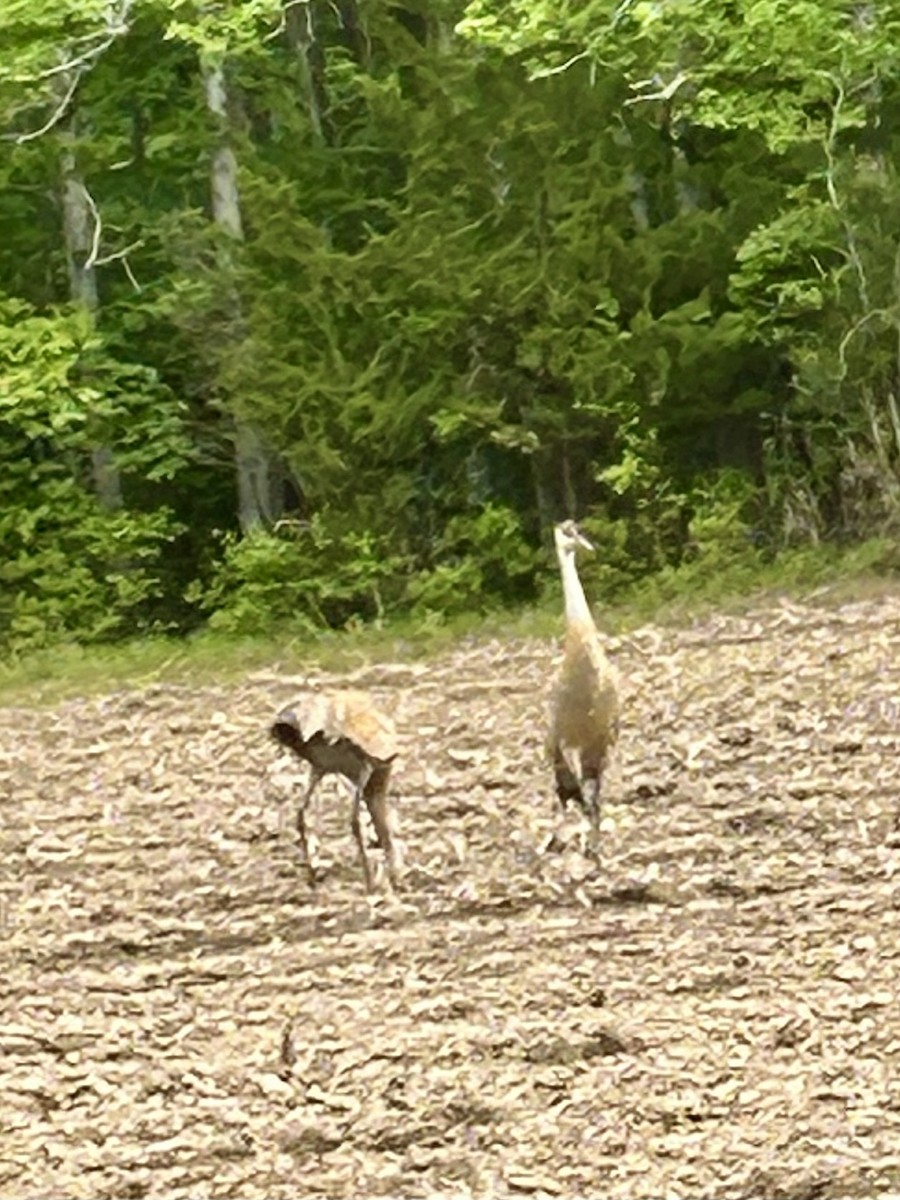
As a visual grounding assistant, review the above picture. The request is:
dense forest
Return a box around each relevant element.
[2,0,899,650]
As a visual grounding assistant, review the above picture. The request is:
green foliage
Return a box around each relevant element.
[608,469,767,612]
[192,502,538,634]
[575,467,761,605]
[0,0,898,651]
[683,469,761,558]
[729,201,838,331]
[458,0,900,550]
[1,505,180,649]
[0,297,190,649]
[188,517,412,636]
[408,502,538,618]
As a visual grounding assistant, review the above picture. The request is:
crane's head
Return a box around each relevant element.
[271,707,305,756]
[553,519,594,558]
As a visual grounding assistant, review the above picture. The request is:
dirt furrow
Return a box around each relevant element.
[3,595,900,1197]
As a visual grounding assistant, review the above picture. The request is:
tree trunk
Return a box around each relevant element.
[203,59,282,532]
[336,0,371,69]
[285,0,330,143]
[60,138,124,511]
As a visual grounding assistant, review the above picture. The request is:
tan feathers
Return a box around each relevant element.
[276,690,398,763]
[549,521,620,823]
[270,689,401,892]
[556,619,620,755]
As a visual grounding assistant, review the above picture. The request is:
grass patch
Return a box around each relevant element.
[1,537,897,706]
[609,535,900,626]
[0,606,561,706]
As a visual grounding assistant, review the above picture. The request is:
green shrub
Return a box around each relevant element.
[407,502,539,620]
[187,516,412,636]
[189,502,540,634]
[0,298,193,652]
[0,504,181,650]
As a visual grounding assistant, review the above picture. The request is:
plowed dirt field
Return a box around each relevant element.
[3,595,900,1199]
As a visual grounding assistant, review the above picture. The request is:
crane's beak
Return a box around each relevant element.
[575,528,595,553]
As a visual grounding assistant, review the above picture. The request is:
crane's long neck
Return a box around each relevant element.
[559,549,593,626]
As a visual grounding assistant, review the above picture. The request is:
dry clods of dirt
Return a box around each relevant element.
[4,595,900,1198]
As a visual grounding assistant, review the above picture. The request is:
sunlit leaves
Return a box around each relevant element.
[0,296,192,645]
[163,0,284,61]
[458,0,900,151]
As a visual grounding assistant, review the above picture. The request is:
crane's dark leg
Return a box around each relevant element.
[580,748,606,830]
[297,768,323,886]
[351,766,375,892]
[553,744,584,812]
[365,764,401,890]
[581,769,602,828]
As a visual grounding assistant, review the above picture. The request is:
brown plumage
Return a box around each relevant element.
[548,520,620,825]
[270,689,401,892]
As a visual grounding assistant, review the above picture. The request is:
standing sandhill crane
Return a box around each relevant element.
[270,689,402,892]
[548,520,620,826]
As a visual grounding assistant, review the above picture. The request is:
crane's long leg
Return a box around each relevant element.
[350,764,375,892]
[580,745,608,850]
[365,765,401,891]
[581,768,602,828]
[552,743,584,812]
[297,768,323,886]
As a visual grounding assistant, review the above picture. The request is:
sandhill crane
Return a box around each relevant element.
[270,689,402,892]
[548,519,620,826]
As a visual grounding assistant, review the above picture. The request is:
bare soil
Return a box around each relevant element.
[3,595,900,1199]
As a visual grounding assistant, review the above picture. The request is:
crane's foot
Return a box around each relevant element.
[555,784,585,814]
[582,827,602,863]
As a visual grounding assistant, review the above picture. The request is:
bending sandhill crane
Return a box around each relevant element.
[270,689,401,892]
[548,520,620,826]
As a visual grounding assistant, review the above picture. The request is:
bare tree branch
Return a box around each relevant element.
[836,310,890,382]
[81,182,103,270]
[6,71,80,143]
[93,238,143,268]
[3,0,135,143]
[264,0,311,43]
[815,67,872,313]
[120,255,141,292]
[625,71,688,106]
[35,28,128,81]
[529,52,590,81]
[94,240,145,292]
